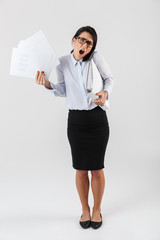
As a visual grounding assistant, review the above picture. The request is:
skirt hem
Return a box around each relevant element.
[72,165,105,171]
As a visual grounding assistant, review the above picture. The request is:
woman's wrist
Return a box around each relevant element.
[103,90,108,99]
[44,80,53,89]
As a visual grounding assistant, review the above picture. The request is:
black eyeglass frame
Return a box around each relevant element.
[75,36,94,48]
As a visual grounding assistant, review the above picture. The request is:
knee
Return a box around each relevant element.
[76,170,89,177]
[91,169,103,177]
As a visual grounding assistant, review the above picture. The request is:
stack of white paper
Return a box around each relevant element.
[10,30,60,80]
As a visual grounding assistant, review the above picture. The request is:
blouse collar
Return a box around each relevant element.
[70,52,83,66]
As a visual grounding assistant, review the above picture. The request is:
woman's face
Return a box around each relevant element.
[72,31,94,61]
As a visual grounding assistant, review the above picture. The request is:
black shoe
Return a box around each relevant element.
[79,214,91,229]
[91,213,102,229]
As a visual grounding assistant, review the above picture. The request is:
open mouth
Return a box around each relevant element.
[79,50,85,55]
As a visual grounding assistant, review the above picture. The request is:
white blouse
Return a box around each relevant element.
[44,51,114,110]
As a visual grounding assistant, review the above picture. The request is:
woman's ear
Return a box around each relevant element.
[72,36,77,44]
[72,37,75,43]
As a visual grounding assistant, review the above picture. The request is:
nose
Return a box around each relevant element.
[82,42,88,49]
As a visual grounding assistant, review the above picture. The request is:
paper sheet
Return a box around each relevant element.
[10,30,60,80]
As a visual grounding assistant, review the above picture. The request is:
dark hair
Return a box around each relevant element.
[70,26,98,61]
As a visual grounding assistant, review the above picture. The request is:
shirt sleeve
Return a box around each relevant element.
[44,62,66,97]
[93,51,114,99]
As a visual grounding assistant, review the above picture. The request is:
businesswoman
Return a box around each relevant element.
[35,26,114,229]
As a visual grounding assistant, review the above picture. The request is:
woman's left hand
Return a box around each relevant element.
[92,91,108,105]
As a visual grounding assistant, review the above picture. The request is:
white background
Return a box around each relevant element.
[0,0,160,239]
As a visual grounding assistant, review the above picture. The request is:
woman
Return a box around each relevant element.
[35,26,114,229]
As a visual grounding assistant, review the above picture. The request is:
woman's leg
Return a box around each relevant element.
[75,170,90,221]
[91,169,105,221]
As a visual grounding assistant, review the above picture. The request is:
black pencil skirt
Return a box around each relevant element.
[67,106,110,170]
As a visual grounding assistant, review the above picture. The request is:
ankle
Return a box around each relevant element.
[82,205,90,212]
[92,206,101,212]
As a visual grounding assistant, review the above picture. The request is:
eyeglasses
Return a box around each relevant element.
[76,36,94,48]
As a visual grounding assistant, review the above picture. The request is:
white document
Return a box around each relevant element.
[86,58,110,111]
[10,30,60,80]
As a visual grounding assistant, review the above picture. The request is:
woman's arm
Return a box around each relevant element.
[93,51,114,99]
[44,62,66,97]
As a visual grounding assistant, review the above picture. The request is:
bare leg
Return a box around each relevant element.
[91,169,105,221]
[75,170,90,221]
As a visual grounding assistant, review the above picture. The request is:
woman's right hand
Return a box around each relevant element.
[35,71,53,89]
[35,71,46,85]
